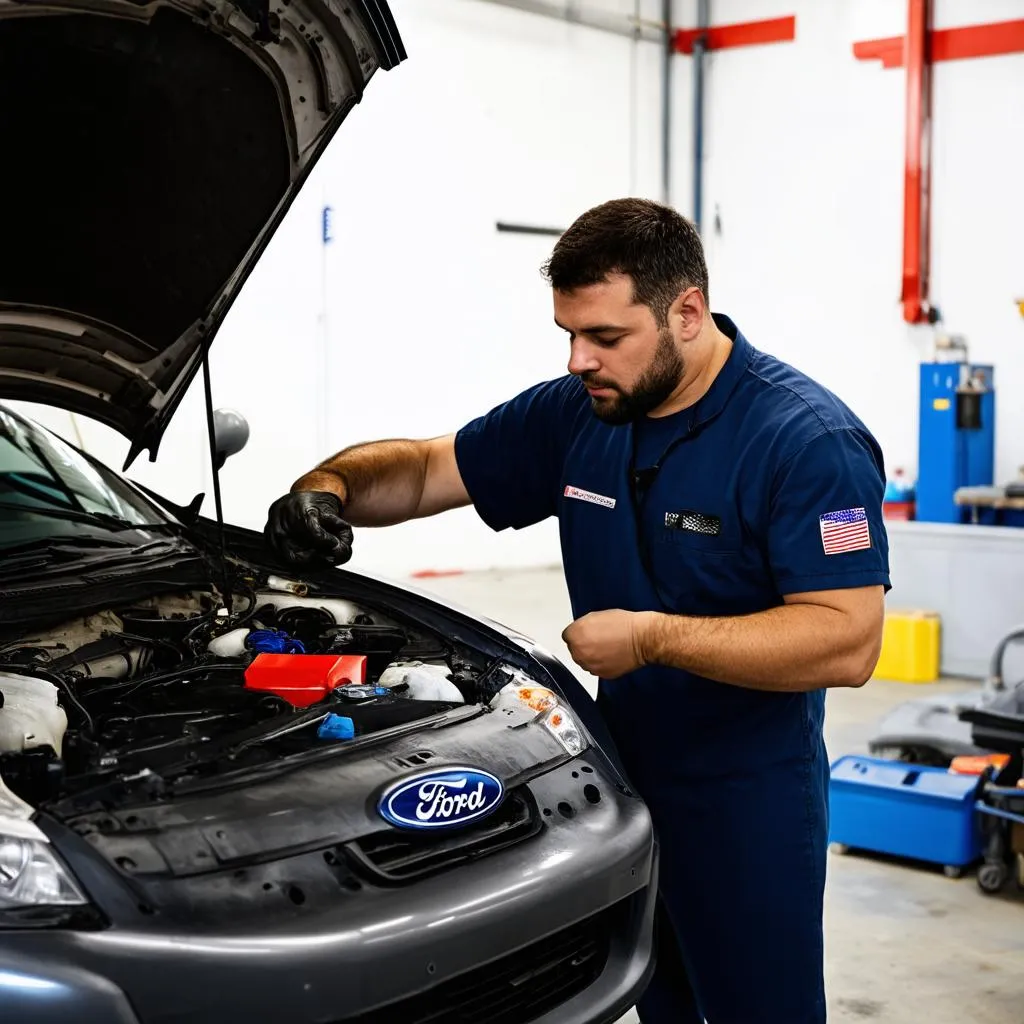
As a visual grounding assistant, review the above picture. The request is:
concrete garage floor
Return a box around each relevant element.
[409,565,1023,1024]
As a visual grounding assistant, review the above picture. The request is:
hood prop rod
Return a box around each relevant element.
[201,339,233,614]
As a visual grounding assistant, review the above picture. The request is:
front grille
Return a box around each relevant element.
[348,906,613,1024]
[345,788,541,884]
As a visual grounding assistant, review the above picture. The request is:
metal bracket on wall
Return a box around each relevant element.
[672,15,795,55]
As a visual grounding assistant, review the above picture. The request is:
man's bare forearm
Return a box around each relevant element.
[292,439,429,527]
[637,601,880,691]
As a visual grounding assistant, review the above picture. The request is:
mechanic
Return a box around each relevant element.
[264,198,890,1024]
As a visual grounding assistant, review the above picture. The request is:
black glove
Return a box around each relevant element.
[264,491,354,568]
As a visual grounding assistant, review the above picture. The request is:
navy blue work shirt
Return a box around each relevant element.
[454,314,890,786]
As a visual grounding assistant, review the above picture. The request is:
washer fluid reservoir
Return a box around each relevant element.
[0,673,68,756]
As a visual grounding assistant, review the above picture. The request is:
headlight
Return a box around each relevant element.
[489,670,588,757]
[541,706,585,756]
[0,835,86,909]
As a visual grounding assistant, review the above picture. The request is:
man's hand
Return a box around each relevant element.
[264,491,354,569]
[562,610,653,679]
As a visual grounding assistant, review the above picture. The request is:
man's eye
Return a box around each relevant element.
[594,335,623,347]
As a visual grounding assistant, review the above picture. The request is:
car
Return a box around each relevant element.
[0,2,657,1023]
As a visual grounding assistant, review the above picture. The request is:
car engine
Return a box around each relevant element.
[0,580,494,806]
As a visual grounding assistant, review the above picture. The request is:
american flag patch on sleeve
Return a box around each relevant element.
[819,507,871,555]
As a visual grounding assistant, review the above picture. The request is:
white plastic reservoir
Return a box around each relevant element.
[0,673,69,756]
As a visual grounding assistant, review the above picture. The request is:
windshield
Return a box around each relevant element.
[0,406,169,550]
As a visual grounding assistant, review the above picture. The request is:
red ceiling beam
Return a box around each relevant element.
[854,18,1024,69]
[673,15,795,55]
[901,0,933,325]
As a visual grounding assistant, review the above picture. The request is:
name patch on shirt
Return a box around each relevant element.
[564,485,616,509]
[664,510,721,536]
[819,507,871,555]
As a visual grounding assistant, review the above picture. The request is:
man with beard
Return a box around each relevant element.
[263,198,890,1023]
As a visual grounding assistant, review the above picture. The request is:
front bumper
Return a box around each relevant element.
[1,752,656,1024]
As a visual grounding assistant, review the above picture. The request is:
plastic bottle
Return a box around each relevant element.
[882,467,916,521]
[883,467,914,502]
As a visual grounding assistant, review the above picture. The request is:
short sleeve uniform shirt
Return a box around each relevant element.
[454,314,890,787]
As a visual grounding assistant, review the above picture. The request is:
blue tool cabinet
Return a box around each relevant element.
[828,755,984,869]
[917,361,995,523]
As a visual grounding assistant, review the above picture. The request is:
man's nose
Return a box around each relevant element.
[567,339,600,376]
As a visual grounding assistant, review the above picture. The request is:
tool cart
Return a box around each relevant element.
[960,685,1024,894]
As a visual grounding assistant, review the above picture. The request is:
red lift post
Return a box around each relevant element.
[854,10,1024,324]
[903,0,933,325]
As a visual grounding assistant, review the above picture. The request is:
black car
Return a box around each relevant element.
[0,3,656,1022]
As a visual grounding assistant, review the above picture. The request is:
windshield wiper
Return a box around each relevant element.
[0,533,189,568]
[0,536,138,571]
[0,501,155,531]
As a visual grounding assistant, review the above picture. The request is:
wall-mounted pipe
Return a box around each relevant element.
[661,0,672,204]
[467,0,666,43]
[692,0,709,230]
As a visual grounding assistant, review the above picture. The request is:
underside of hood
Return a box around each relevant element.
[0,0,404,465]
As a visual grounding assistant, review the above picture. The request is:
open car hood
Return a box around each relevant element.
[0,0,404,466]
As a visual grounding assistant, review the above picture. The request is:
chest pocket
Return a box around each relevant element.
[650,504,742,556]
[641,495,773,616]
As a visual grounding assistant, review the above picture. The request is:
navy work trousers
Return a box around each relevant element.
[552,665,830,1022]
[632,752,830,1024]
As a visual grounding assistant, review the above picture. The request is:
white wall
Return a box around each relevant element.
[10,0,668,577]
[688,0,1024,487]
[12,0,1024,577]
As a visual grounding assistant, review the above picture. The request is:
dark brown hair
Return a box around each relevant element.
[541,198,708,326]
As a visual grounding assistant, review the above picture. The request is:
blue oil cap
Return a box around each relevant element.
[318,714,355,741]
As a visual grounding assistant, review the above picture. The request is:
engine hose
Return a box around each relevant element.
[987,625,1024,691]
[111,631,184,666]
[81,663,243,703]
[19,667,95,737]
[185,578,260,650]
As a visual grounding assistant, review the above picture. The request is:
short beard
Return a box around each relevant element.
[583,327,684,426]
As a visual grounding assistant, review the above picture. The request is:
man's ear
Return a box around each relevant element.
[669,286,706,341]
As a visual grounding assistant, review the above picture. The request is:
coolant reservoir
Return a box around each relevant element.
[0,673,68,756]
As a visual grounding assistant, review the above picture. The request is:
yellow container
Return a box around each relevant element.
[873,609,941,683]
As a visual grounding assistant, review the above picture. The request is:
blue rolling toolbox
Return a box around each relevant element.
[828,755,985,873]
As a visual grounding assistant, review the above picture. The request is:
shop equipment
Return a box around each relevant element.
[828,755,985,877]
[960,682,1024,894]
[917,343,995,524]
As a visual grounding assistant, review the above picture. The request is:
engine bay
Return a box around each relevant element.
[0,575,498,808]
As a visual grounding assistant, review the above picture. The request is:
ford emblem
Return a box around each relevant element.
[377,766,504,831]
